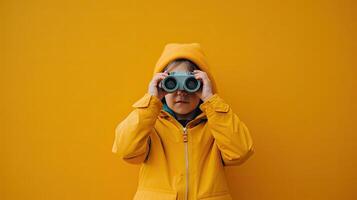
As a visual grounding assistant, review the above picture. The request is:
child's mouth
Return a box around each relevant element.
[175,100,189,104]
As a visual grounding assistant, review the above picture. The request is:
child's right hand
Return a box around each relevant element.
[148,71,169,100]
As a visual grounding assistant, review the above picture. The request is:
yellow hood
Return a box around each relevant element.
[153,43,218,94]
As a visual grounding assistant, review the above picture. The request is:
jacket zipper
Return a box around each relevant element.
[183,127,189,200]
[160,110,206,200]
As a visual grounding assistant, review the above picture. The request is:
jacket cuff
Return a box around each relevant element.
[132,93,163,110]
[199,94,230,115]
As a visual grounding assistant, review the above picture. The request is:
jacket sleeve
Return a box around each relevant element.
[112,93,162,164]
[199,94,255,166]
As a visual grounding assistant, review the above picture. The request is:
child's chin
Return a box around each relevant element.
[174,108,195,115]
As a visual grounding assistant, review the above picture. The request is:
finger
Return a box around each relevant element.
[156,72,169,78]
[153,75,167,84]
[153,74,166,80]
[160,73,169,78]
[194,74,203,80]
[196,71,208,77]
[156,72,168,77]
[195,75,210,85]
[160,70,169,76]
[195,73,209,81]
[156,76,167,83]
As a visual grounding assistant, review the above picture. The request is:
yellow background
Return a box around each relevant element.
[1,0,356,199]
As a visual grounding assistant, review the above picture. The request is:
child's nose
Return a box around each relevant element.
[176,89,188,96]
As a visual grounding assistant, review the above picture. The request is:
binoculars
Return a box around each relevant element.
[160,72,202,93]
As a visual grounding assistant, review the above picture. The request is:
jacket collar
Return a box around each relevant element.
[159,101,207,128]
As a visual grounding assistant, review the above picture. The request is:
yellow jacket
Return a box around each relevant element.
[112,43,255,200]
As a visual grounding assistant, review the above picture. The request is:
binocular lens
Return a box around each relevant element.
[185,77,199,90]
[164,77,177,90]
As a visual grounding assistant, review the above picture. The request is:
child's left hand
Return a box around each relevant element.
[193,70,213,102]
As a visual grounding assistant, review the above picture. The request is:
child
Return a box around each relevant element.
[112,43,254,200]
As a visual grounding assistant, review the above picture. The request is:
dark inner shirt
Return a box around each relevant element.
[162,98,203,127]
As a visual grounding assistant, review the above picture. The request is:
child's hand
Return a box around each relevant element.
[148,71,169,100]
[193,70,213,101]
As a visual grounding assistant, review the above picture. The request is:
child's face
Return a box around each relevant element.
[164,64,201,116]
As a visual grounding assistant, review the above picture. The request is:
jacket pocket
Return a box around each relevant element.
[198,191,232,200]
[133,189,177,200]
